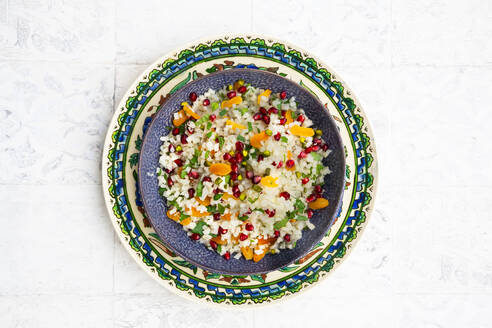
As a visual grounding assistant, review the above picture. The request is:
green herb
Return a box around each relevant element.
[218,136,225,149]
[310,152,322,161]
[274,217,289,230]
[248,122,253,132]
[239,107,248,115]
[219,109,228,116]
[179,213,191,221]
[211,102,219,111]
[237,135,246,142]
[256,127,261,133]
[281,136,288,143]
[264,168,271,176]
[158,187,166,196]
[196,181,203,197]
[294,199,305,213]
[195,114,210,127]
[205,131,213,139]
[224,174,231,185]
[204,150,210,160]
[217,244,222,253]
[217,204,226,214]
[214,177,222,185]
[238,215,248,221]
[253,208,265,213]
[206,205,217,213]
[213,193,223,201]
[252,185,262,193]
[180,168,187,179]
[291,111,298,120]
[248,196,260,203]
[207,121,212,130]
[296,215,308,221]
[316,164,324,175]
[191,221,207,235]
[156,168,162,176]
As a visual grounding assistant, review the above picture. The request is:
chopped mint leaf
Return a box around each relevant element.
[217,204,226,214]
[310,152,322,161]
[218,136,225,149]
[248,122,253,132]
[191,221,207,235]
[281,136,288,143]
[205,131,213,139]
[274,217,289,229]
[196,181,203,197]
[204,150,210,160]
[296,215,308,221]
[213,193,223,201]
[237,135,245,142]
[219,109,228,116]
[211,102,219,111]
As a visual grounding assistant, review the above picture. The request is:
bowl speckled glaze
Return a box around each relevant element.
[139,68,345,275]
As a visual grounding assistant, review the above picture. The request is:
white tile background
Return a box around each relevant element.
[1,0,491,327]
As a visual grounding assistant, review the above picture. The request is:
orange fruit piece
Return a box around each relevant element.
[285,110,294,124]
[221,213,232,221]
[308,197,329,209]
[190,207,209,217]
[226,120,246,130]
[260,176,279,187]
[257,89,272,104]
[209,163,232,176]
[211,236,227,245]
[221,96,243,108]
[180,217,192,226]
[172,109,189,126]
[195,196,211,206]
[250,131,269,149]
[241,247,253,260]
[181,102,200,119]
[290,125,314,137]
[166,209,180,222]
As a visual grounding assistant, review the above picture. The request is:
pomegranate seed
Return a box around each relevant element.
[191,233,200,240]
[271,161,277,167]
[213,188,222,194]
[264,209,271,216]
[189,92,197,102]
[279,191,290,200]
[229,157,237,164]
[297,114,305,123]
[164,168,174,174]
[274,230,280,238]
[187,188,195,198]
[239,233,248,241]
[281,110,287,117]
[223,153,232,161]
[252,176,261,184]
[188,170,199,179]
[218,226,228,235]
[233,190,241,198]
[298,151,307,159]
[245,171,254,179]
[232,184,240,194]
[167,177,174,187]
[231,163,239,173]
[186,125,194,134]
[180,134,188,144]
[313,138,322,145]
[215,137,219,143]
[253,113,263,121]
[213,213,221,221]
[174,159,184,167]
[268,107,278,114]
[172,127,180,136]
[302,177,309,184]
[227,91,236,99]
[210,240,218,249]
[235,152,243,162]
[279,118,287,125]
[307,209,314,219]
[168,144,175,152]
[259,107,268,115]
[274,132,281,141]
[314,185,322,194]
[312,145,320,152]
[202,176,212,183]
[230,172,238,181]
[286,159,295,168]
[306,194,317,202]
[280,91,287,99]
[277,161,283,168]
[305,146,313,154]
[262,114,270,124]
[238,85,247,93]
[235,141,244,151]
[283,234,291,242]
[257,154,264,162]
[322,144,329,151]
[209,114,216,122]
[245,208,252,214]
[203,99,210,106]
[245,223,254,231]
[223,252,231,260]
[267,209,276,217]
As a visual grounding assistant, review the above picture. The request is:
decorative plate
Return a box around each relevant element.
[102,35,378,306]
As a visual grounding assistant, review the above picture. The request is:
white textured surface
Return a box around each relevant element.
[1,0,491,327]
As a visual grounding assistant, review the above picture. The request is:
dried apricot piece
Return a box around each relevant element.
[209,163,232,176]
[221,213,232,221]
[211,236,227,245]
[181,102,200,119]
[195,196,211,206]
[308,198,329,209]
[226,120,247,131]
[250,131,269,149]
[172,109,188,126]
[222,193,237,200]
[285,110,294,124]
[166,209,180,222]
[257,89,272,104]
[190,207,210,217]
[241,247,253,260]
[180,217,192,226]
[221,96,243,108]
[290,125,314,137]
[260,176,279,187]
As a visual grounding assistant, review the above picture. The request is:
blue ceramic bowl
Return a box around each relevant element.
[139,68,345,275]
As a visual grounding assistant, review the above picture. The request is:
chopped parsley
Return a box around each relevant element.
[219,109,228,116]
[248,122,253,132]
[281,136,288,143]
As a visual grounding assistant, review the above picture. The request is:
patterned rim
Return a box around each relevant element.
[101,35,378,306]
